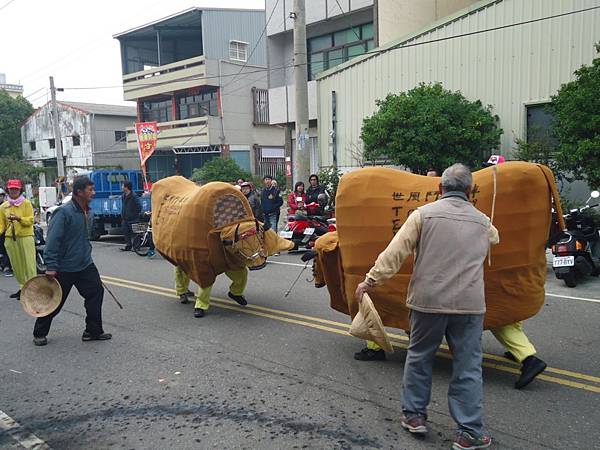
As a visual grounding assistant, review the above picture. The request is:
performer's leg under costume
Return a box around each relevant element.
[491,321,536,363]
[194,268,248,311]
[174,266,191,296]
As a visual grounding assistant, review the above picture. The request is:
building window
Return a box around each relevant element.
[115,130,127,142]
[141,98,173,123]
[72,135,80,146]
[252,88,269,125]
[229,40,248,62]
[49,138,55,149]
[29,141,36,151]
[177,88,218,120]
[308,22,374,80]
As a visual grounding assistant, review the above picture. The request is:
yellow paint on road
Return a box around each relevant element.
[101,275,600,393]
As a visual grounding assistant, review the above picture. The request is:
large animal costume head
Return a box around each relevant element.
[152,177,293,288]
[314,162,565,330]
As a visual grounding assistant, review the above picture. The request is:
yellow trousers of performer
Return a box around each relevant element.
[174,266,196,296]
[366,322,536,363]
[491,321,537,363]
[5,235,37,288]
[194,268,248,311]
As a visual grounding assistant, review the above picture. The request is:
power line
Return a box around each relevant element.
[332,0,361,41]
[24,87,45,99]
[223,0,281,89]
[0,0,16,11]
[54,4,600,92]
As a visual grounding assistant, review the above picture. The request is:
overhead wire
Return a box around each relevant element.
[54,4,600,93]
[223,0,282,89]
[0,0,16,12]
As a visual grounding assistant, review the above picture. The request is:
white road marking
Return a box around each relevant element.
[545,292,600,304]
[267,260,306,268]
[0,410,51,449]
[9,370,22,374]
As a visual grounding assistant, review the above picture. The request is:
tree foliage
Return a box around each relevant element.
[191,157,251,183]
[0,91,34,159]
[0,157,44,187]
[360,83,502,174]
[549,43,600,188]
[317,166,341,206]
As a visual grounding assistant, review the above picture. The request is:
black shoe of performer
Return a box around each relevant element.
[228,292,247,306]
[515,355,547,389]
[180,294,190,304]
[82,332,112,342]
[33,337,48,346]
[9,290,20,300]
[354,347,386,361]
[194,308,205,318]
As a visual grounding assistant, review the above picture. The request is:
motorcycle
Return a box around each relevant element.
[33,223,47,274]
[551,190,600,287]
[279,202,336,250]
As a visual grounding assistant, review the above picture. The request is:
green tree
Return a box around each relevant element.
[0,90,35,159]
[317,166,341,206]
[550,43,600,188]
[191,157,251,183]
[360,83,502,174]
[0,157,44,187]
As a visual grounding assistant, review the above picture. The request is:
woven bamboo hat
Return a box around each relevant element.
[21,275,62,317]
[349,293,394,353]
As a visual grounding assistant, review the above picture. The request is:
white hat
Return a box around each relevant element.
[349,293,394,353]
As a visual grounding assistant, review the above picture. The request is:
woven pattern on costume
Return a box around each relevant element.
[213,195,247,228]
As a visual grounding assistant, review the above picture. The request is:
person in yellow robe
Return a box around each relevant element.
[0,179,37,300]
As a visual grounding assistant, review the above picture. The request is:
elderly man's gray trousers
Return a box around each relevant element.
[402,310,485,436]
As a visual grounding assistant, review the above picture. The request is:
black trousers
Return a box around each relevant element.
[123,220,136,249]
[33,263,104,338]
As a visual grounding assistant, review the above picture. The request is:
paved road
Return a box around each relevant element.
[1,239,599,449]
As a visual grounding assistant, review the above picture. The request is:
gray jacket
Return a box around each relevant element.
[44,199,93,272]
[407,193,495,314]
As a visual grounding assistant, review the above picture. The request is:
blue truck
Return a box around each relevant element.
[46,170,151,240]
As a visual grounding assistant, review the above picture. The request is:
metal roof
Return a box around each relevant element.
[60,101,136,117]
[112,7,264,39]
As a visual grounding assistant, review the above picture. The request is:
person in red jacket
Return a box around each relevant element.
[288,182,307,215]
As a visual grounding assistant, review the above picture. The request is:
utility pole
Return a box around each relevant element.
[49,76,65,178]
[292,0,310,184]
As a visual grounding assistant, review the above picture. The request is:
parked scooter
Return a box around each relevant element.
[280,200,336,250]
[33,223,46,274]
[552,190,600,287]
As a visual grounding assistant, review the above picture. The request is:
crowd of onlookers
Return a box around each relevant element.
[234,173,329,233]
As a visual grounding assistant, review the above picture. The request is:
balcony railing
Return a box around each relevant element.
[126,116,210,151]
[122,55,208,101]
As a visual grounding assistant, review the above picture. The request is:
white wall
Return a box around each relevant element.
[317,0,600,170]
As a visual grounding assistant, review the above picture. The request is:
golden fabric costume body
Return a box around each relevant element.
[151,177,293,288]
[314,162,564,330]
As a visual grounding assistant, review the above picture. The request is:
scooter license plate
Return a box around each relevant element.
[553,256,574,267]
[279,230,293,239]
[303,227,315,235]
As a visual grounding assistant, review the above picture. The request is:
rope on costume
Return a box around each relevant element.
[488,165,497,267]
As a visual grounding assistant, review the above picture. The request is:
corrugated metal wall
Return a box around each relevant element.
[202,10,267,66]
[317,0,600,170]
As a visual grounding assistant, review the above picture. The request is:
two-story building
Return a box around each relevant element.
[113,7,285,180]
[21,101,137,186]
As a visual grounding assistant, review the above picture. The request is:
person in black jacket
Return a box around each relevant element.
[306,174,327,204]
[240,182,265,225]
[260,175,283,233]
[120,181,142,251]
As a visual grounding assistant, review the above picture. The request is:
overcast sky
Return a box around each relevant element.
[0,0,264,107]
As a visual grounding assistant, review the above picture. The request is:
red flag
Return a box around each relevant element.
[135,122,159,167]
